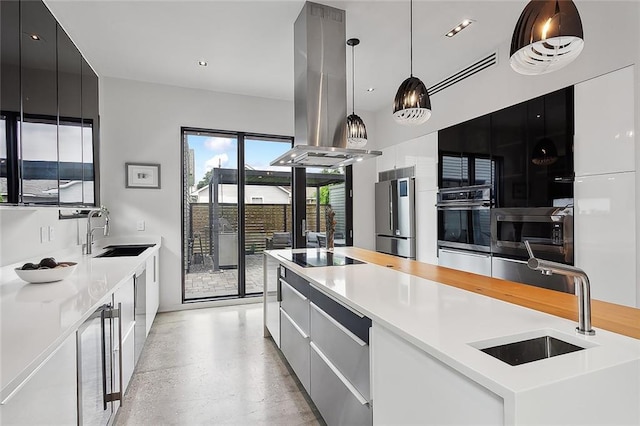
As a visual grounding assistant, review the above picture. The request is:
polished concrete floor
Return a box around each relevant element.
[116,304,323,425]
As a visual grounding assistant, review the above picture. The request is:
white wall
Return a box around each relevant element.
[352,109,378,251]
[100,77,378,311]
[100,78,292,312]
[0,208,82,266]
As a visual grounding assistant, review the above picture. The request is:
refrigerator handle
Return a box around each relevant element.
[389,183,393,232]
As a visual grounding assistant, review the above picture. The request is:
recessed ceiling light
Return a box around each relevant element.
[445,19,474,37]
[30,34,41,41]
[366,87,375,92]
[198,60,208,67]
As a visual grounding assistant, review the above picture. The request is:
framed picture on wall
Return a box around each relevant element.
[126,163,161,189]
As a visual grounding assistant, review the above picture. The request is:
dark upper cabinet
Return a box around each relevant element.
[82,58,99,205]
[0,0,99,206]
[527,88,574,207]
[21,0,58,204]
[491,102,528,208]
[1,0,20,203]
[58,26,83,205]
[438,115,491,189]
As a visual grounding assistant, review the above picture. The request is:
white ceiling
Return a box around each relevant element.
[45,0,528,113]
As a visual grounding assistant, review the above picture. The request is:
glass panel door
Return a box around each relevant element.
[305,167,346,248]
[184,131,239,300]
[243,137,293,295]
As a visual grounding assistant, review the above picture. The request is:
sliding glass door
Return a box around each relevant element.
[182,129,293,301]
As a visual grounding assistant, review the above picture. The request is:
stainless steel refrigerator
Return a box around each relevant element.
[375,177,416,259]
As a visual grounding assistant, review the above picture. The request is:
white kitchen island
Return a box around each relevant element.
[264,248,640,425]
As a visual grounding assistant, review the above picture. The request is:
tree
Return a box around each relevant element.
[196,170,213,190]
[319,186,330,204]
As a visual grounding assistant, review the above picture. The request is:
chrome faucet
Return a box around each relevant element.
[85,206,110,255]
[525,241,595,335]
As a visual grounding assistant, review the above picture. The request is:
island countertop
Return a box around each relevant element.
[266,248,640,400]
[0,236,161,402]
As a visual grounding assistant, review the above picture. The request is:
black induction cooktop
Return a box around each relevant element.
[279,250,365,268]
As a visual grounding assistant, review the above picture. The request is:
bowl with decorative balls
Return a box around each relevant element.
[14,258,78,283]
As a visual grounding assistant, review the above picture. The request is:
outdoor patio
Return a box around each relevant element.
[184,253,264,299]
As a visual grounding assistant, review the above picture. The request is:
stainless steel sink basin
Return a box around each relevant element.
[480,335,585,366]
[94,244,155,258]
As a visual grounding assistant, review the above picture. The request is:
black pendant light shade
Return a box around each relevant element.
[510,0,584,75]
[531,137,558,165]
[393,76,432,125]
[347,113,368,148]
[346,38,368,148]
[392,0,431,125]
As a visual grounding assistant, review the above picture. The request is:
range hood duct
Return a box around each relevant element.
[271,2,381,168]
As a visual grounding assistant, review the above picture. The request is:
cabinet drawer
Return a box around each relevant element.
[309,286,371,344]
[310,342,371,426]
[310,302,370,400]
[280,308,310,393]
[281,278,309,335]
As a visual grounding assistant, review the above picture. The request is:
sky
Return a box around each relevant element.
[187,134,293,185]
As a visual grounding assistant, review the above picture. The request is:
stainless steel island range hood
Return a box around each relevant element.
[270,2,381,169]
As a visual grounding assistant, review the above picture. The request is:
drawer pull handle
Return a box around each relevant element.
[281,279,308,301]
[310,342,368,406]
[280,308,309,339]
[310,303,366,347]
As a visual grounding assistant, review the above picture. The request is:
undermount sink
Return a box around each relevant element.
[94,244,155,258]
[480,335,586,366]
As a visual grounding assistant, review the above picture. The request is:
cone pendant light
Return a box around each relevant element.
[510,0,584,75]
[346,38,368,148]
[392,0,431,125]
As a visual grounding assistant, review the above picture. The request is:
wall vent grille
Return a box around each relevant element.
[428,51,497,96]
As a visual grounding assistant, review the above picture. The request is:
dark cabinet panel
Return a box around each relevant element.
[1,0,21,203]
[58,26,83,205]
[0,0,99,206]
[21,0,58,204]
[82,59,99,205]
[491,102,528,207]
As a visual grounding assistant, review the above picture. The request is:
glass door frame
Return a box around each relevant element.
[181,127,298,301]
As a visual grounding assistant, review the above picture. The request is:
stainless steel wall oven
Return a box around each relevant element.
[437,185,492,253]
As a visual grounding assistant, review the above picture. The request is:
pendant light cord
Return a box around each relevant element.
[352,44,355,115]
[410,0,413,77]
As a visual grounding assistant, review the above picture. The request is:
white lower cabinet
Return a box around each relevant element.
[371,323,504,425]
[0,333,77,425]
[280,308,311,392]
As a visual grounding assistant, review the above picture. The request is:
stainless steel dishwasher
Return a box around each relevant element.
[77,304,122,425]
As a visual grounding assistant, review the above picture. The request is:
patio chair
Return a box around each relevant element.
[317,234,327,248]
[266,232,291,250]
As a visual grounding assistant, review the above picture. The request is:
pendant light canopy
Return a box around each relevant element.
[510,0,584,75]
[392,0,431,125]
[346,38,368,148]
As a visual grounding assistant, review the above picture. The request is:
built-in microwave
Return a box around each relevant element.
[490,206,573,264]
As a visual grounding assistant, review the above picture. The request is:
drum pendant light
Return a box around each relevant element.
[392,0,431,125]
[510,0,584,75]
[346,38,368,148]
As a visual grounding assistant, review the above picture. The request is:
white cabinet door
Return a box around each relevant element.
[575,66,635,177]
[575,172,637,307]
[416,189,437,264]
[376,145,396,173]
[146,252,159,335]
[371,323,503,425]
[0,333,77,425]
